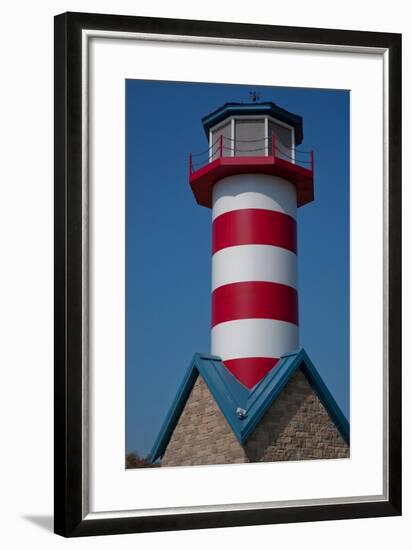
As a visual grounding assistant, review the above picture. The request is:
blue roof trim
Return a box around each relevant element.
[201,102,304,145]
[240,349,350,444]
[240,350,305,442]
[299,351,350,444]
[148,349,349,462]
[147,356,200,463]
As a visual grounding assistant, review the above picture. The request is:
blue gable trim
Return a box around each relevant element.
[240,349,350,444]
[148,353,247,463]
[148,349,349,463]
[299,351,350,444]
[147,356,200,463]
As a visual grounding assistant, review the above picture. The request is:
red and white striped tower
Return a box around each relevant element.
[189,102,314,389]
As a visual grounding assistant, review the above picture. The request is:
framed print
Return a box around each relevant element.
[54,12,402,537]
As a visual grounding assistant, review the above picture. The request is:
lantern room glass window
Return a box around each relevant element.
[210,120,231,161]
[268,120,294,161]
[209,116,295,162]
[234,118,265,156]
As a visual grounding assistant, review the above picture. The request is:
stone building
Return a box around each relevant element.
[149,350,349,466]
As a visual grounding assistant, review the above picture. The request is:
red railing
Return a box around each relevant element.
[189,133,314,175]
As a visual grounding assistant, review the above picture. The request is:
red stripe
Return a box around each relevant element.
[212,208,297,255]
[211,281,298,327]
[223,357,279,388]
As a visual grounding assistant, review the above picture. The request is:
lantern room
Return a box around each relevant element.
[205,102,302,161]
[189,102,314,208]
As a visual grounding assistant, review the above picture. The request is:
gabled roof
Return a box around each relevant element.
[148,349,349,463]
[201,102,304,145]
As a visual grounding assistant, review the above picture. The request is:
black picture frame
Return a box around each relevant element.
[54,11,402,537]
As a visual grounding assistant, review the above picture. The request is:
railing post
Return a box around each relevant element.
[219,134,223,159]
[310,150,314,173]
[271,131,276,158]
[189,152,193,174]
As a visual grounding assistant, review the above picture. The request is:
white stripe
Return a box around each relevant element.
[211,318,299,361]
[212,174,297,221]
[212,244,298,291]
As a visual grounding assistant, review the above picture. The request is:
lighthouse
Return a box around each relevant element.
[149,101,349,467]
[189,102,314,389]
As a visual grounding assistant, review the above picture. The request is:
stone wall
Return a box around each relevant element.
[243,370,349,462]
[161,369,349,467]
[162,376,246,466]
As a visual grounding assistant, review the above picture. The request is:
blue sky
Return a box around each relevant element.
[126,80,349,456]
